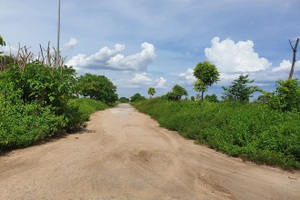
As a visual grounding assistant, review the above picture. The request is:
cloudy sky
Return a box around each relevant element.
[1,0,300,98]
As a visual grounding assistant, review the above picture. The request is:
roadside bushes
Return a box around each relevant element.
[133,98,300,170]
[0,62,108,152]
[0,96,66,151]
[66,98,108,131]
[268,79,300,112]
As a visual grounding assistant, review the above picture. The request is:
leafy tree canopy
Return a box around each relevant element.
[222,74,260,103]
[0,35,5,46]
[78,73,118,105]
[205,94,219,102]
[148,87,156,98]
[193,61,219,100]
[0,61,77,114]
[163,85,188,101]
[193,61,220,86]
[130,93,146,102]
[119,97,130,103]
[0,35,6,55]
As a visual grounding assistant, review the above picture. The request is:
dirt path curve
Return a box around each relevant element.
[0,104,299,200]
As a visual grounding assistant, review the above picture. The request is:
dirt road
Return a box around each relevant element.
[0,104,299,200]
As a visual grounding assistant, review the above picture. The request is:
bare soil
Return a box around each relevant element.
[0,103,299,200]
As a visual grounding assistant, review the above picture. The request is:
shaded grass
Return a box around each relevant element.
[133,98,300,170]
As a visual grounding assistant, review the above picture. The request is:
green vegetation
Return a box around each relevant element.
[148,87,156,98]
[78,73,118,106]
[130,93,146,102]
[269,79,300,112]
[118,97,130,103]
[0,35,5,48]
[0,62,112,152]
[67,98,108,131]
[222,74,260,103]
[133,98,300,170]
[163,84,188,101]
[193,61,220,100]
[205,94,219,102]
[0,47,115,151]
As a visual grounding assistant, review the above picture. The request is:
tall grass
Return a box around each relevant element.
[133,98,300,170]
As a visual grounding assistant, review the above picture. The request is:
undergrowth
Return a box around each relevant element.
[0,97,107,152]
[66,98,108,131]
[0,62,109,152]
[133,98,300,170]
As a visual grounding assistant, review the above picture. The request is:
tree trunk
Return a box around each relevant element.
[289,38,299,79]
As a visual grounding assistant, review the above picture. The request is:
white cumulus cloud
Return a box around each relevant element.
[108,42,156,71]
[155,77,167,88]
[66,42,156,72]
[131,73,153,84]
[272,60,300,72]
[124,73,167,89]
[178,68,196,84]
[205,37,272,73]
[62,37,79,51]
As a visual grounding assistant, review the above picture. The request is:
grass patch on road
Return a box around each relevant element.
[133,98,300,170]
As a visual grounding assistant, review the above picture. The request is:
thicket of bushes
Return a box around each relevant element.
[133,98,300,170]
[0,61,112,152]
[67,98,108,131]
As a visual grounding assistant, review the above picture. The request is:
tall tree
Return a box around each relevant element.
[193,61,219,100]
[148,87,156,98]
[222,74,259,103]
[289,38,299,79]
[78,73,118,105]
[193,79,208,100]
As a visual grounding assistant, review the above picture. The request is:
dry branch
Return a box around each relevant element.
[289,38,299,79]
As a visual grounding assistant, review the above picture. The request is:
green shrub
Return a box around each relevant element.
[269,79,300,112]
[0,61,108,151]
[66,98,108,131]
[0,98,66,151]
[133,98,300,170]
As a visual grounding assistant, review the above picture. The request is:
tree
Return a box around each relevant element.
[193,79,208,100]
[119,97,130,103]
[148,87,156,98]
[171,84,188,100]
[269,79,300,112]
[77,73,118,105]
[163,85,188,101]
[0,61,77,114]
[205,94,219,102]
[222,74,260,103]
[193,61,219,100]
[130,93,146,102]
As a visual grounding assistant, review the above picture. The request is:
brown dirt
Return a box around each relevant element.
[0,103,299,200]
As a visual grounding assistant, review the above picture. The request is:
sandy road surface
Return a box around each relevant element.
[0,104,299,200]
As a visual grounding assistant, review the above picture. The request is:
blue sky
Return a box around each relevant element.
[1,0,300,99]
